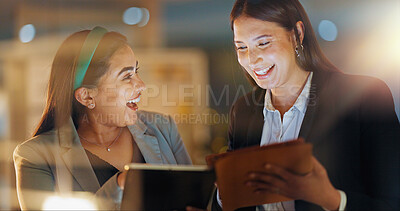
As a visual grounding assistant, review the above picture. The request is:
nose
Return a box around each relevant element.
[248,48,262,69]
[133,77,146,93]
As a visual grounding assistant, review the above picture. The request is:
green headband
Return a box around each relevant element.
[73,26,108,90]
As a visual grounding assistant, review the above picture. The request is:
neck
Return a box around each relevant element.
[270,70,310,111]
[77,113,121,144]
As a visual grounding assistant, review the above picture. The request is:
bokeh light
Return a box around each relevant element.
[19,24,36,43]
[318,20,338,41]
[42,196,97,210]
[138,8,150,27]
[123,7,143,25]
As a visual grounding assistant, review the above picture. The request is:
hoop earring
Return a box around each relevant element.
[295,44,304,57]
[88,103,95,109]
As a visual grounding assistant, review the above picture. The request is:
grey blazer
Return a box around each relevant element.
[13,111,192,210]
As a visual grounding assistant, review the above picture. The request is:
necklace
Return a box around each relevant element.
[79,128,123,152]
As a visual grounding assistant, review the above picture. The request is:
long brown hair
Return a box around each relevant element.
[230,0,340,86]
[33,29,128,137]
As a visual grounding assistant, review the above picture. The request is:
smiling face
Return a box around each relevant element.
[90,44,145,127]
[233,16,306,90]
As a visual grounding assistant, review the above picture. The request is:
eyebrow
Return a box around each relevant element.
[234,35,272,43]
[117,61,139,76]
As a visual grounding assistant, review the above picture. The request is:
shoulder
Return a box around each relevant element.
[321,71,390,92]
[317,71,396,120]
[13,129,59,165]
[136,110,178,137]
[137,110,174,128]
[136,110,182,148]
[321,71,393,101]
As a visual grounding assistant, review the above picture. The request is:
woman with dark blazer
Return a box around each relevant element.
[212,0,400,210]
[13,27,191,210]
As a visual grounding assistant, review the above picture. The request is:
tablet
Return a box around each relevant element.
[121,164,215,211]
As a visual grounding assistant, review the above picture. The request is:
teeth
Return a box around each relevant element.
[255,64,274,75]
[127,96,140,104]
[255,69,267,75]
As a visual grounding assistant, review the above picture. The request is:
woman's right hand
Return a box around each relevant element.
[245,157,341,210]
[117,171,127,189]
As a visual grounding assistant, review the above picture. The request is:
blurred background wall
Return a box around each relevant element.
[0,0,399,209]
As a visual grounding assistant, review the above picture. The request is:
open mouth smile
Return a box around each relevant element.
[126,94,141,111]
[253,64,275,79]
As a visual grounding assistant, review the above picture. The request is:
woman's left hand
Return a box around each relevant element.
[245,156,341,210]
[117,171,127,189]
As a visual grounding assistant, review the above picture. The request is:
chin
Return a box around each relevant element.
[252,77,272,90]
[256,77,279,90]
[124,114,138,126]
[256,82,273,90]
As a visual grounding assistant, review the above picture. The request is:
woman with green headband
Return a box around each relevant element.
[13,27,192,210]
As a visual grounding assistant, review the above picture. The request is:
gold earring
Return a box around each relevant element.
[295,44,304,57]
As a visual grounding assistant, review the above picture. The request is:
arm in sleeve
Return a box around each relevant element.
[211,104,237,211]
[346,79,400,210]
[13,144,55,210]
[322,190,347,211]
[14,143,123,210]
[94,173,123,210]
[167,115,192,165]
[228,103,236,151]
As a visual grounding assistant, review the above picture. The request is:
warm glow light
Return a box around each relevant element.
[42,196,97,210]
[347,11,400,77]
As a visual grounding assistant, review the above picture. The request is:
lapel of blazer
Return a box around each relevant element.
[298,70,329,143]
[58,114,164,193]
[59,119,100,193]
[293,71,323,210]
[246,88,266,147]
[127,115,164,164]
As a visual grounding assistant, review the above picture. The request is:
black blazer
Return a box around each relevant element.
[212,70,400,211]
